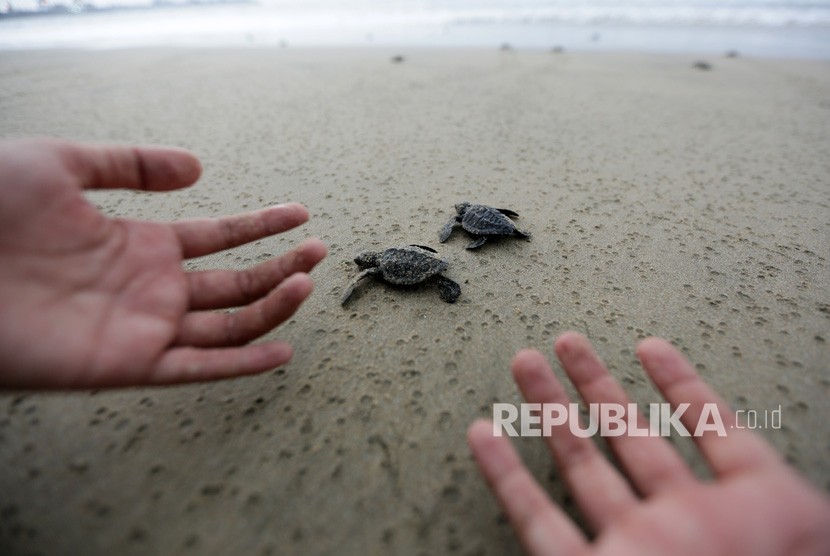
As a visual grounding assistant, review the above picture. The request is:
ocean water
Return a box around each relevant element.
[1,0,829,58]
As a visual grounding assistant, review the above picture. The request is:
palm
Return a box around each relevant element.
[468,333,830,556]
[595,470,817,554]
[0,139,326,388]
[9,216,189,385]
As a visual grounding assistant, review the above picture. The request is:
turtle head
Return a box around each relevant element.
[354,250,380,269]
[454,201,471,216]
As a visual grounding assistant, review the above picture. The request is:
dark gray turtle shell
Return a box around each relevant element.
[378,246,448,285]
[461,204,520,236]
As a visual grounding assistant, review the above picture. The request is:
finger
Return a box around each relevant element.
[512,349,637,532]
[175,272,313,347]
[172,203,310,259]
[187,238,327,310]
[637,337,783,477]
[149,341,293,384]
[468,420,588,556]
[554,332,697,496]
[57,139,202,191]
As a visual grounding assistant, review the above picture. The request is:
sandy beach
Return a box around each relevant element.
[0,48,828,555]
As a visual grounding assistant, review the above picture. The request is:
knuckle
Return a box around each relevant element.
[222,312,244,346]
[234,267,263,302]
[220,217,247,246]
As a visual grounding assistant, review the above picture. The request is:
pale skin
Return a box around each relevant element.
[468,332,830,556]
[2,140,828,554]
[0,138,327,388]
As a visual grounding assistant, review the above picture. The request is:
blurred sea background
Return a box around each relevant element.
[1,0,829,58]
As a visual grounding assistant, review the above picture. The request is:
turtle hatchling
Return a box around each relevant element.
[341,245,461,305]
[439,201,531,249]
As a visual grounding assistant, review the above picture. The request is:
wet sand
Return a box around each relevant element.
[0,48,828,555]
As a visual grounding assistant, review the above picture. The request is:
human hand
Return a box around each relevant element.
[0,138,326,388]
[468,332,830,556]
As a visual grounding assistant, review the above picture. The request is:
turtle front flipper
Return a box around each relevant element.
[433,275,461,303]
[439,216,459,243]
[410,244,438,253]
[497,208,520,218]
[341,268,380,306]
[465,236,488,250]
[514,228,531,240]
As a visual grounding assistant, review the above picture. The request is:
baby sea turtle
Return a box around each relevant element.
[439,202,531,249]
[341,245,461,305]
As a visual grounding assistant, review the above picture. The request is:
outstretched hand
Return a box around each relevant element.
[0,139,326,388]
[469,333,830,556]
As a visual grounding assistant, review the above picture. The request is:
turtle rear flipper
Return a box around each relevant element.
[514,228,531,240]
[433,275,461,303]
[439,216,458,243]
[341,268,380,306]
[465,236,488,250]
[497,208,520,218]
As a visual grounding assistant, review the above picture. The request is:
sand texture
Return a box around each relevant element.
[0,48,828,555]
